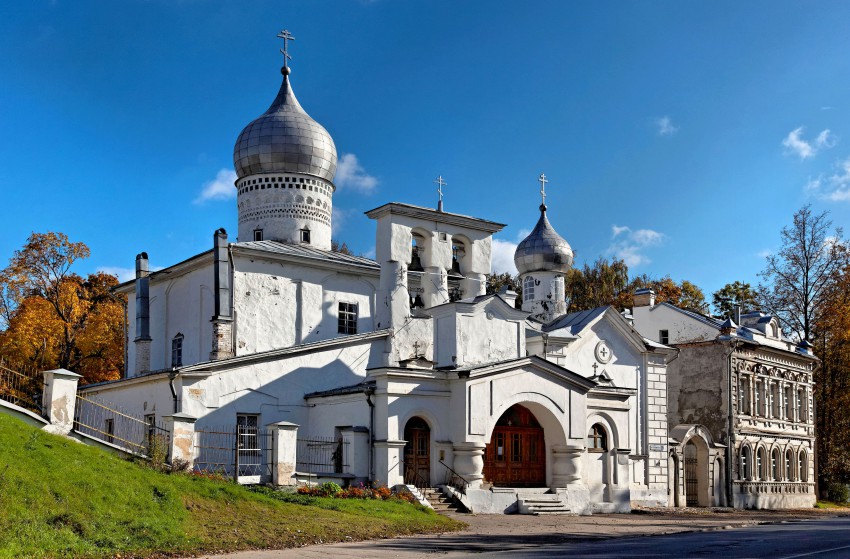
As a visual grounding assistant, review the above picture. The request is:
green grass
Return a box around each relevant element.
[815,500,850,509]
[0,413,462,558]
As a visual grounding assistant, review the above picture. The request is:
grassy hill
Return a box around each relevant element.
[0,413,461,558]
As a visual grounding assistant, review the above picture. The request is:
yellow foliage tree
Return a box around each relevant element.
[0,233,124,384]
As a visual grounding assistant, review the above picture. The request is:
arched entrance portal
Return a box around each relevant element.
[403,417,430,486]
[483,404,545,487]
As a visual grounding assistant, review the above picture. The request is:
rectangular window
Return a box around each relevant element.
[300,229,311,243]
[254,229,263,241]
[171,334,183,367]
[338,302,358,335]
[659,330,669,345]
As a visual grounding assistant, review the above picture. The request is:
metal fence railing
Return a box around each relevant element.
[194,425,273,482]
[0,362,43,415]
[73,394,169,457]
[296,435,349,476]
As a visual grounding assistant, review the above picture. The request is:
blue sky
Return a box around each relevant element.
[1,1,849,305]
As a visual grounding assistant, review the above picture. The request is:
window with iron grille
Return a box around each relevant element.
[338,302,358,334]
[587,423,608,452]
[171,333,183,367]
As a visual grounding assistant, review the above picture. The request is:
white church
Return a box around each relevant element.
[80,34,676,514]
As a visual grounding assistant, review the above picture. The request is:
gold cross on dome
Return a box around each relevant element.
[277,29,295,67]
[538,173,548,205]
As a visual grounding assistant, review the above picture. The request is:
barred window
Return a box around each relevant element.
[338,302,358,335]
[171,333,183,367]
[587,423,608,452]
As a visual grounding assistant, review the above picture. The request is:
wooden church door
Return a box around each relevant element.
[403,417,430,486]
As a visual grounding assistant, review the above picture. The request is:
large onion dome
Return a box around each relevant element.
[513,204,573,274]
[233,67,337,182]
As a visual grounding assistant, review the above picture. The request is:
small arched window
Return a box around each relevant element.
[772,448,782,481]
[800,451,809,482]
[171,333,184,368]
[587,423,608,452]
[785,449,794,481]
[523,276,536,302]
[740,446,751,480]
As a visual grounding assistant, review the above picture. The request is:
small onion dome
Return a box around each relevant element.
[514,204,573,274]
[233,66,337,182]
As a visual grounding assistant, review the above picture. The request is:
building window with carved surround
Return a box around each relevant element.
[739,446,751,480]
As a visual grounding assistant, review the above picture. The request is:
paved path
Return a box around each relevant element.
[194,508,850,559]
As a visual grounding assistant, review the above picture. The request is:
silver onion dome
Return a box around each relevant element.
[233,67,338,182]
[514,204,574,274]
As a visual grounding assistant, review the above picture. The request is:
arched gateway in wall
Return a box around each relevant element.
[483,404,546,487]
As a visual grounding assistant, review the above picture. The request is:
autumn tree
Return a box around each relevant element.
[758,205,847,341]
[629,274,707,313]
[712,281,759,318]
[811,264,850,487]
[0,232,124,383]
[485,272,522,308]
[566,258,631,312]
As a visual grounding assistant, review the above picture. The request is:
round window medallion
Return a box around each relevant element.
[595,340,613,364]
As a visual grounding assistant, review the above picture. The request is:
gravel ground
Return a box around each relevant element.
[193,506,850,559]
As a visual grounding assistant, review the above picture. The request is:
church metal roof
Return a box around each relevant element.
[514,205,573,274]
[233,240,379,269]
[233,67,337,182]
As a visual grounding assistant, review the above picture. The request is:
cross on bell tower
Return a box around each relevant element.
[434,175,447,212]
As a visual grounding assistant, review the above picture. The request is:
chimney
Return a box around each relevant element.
[633,288,656,308]
[210,228,234,361]
[133,252,152,374]
[498,285,518,309]
[733,302,742,325]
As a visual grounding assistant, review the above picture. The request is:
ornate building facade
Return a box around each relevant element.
[632,290,817,509]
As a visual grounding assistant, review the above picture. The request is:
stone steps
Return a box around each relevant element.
[517,493,572,515]
[423,487,466,514]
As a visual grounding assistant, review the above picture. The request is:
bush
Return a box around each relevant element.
[826,481,850,503]
[318,481,343,497]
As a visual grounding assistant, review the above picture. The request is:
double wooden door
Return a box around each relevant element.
[483,405,546,487]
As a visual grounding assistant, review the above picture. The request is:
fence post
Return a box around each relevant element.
[340,426,370,481]
[41,369,82,434]
[163,412,197,468]
[269,421,299,486]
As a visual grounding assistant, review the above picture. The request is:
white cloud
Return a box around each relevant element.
[491,239,519,275]
[656,116,678,137]
[194,169,237,204]
[607,225,665,267]
[335,153,378,193]
[782,127,836,160]
[98,264,164,283]
[490,229,531,275]
[97,266,135,282]
[756,249,773,259]
[331,207,355,235]
[808,155,850,201]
